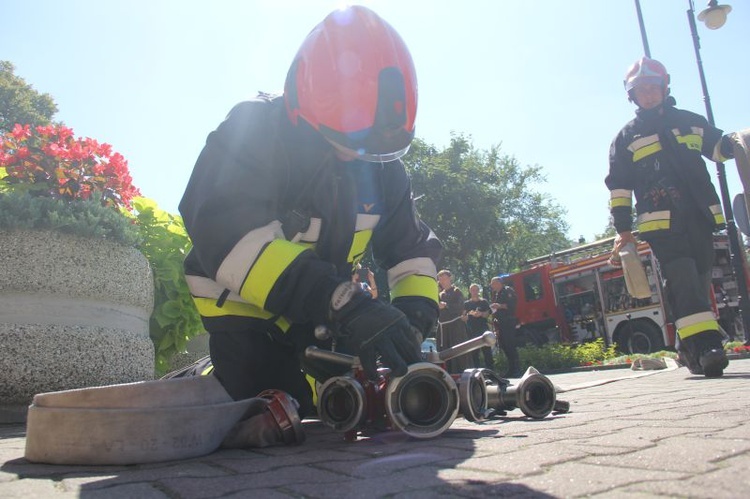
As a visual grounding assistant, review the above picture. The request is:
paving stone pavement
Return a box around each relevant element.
[1,359,748,498]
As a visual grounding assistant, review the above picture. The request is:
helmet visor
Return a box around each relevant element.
[327,138,411,163]
[625,74,665,92]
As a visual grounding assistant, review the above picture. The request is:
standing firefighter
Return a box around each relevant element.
[490,276,522,378]
[606,57,736,377]
[178,5,441,420]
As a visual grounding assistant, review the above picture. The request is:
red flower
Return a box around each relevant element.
[11,124,31,140]
[1,123,140,210]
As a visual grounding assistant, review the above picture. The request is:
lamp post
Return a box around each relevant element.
[634,1,748,343]
[686,0,750,345]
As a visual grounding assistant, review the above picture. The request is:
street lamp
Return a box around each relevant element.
[634,1,748,343]
[696,1,732,29]
[686,0,750,345]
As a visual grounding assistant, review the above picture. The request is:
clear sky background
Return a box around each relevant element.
[3,0,748,244]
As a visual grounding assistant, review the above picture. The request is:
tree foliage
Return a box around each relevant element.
[403,134,571,290]
[0,61,58,133]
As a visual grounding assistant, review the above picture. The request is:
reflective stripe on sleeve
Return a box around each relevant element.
[710,204,725,225]
[290,217,321,244]
[712,141,730,163]
[389,274,439,304]
[637,210,671,233]
[348,229,373,263]
[355,213,380,231]
[609,189,633,209]
[241,239,309,309]
[216,221,285,295]
[675,311,719,339]
[387,257,437,288]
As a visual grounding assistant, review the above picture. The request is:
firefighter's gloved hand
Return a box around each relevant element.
[393,296,439,341]
[330,282,421,379]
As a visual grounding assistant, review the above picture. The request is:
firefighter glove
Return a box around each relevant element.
[330,282,421,379]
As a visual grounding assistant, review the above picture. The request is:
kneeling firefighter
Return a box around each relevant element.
[175,5,442,443]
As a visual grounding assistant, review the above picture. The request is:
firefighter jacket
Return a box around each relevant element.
[179,94,442,334]
[606,98,733,238]
[491,286,518,326]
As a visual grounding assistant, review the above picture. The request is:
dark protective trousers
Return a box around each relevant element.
[493,319,521,375]
[645,217,715,338]
[208,324,338,419]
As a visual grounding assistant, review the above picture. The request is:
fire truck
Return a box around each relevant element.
[505,235,744,354]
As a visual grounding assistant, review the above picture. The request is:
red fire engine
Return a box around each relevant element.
[505,235,744,354]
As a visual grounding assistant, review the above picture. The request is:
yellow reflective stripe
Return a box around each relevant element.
[712,141,729,162]
[241,239,308,308]
[306,374,318,408]
[610,198,632,208]
[217,221,284,295]
[676,312,719,339]
[638,219,670,232]
[610,189,632,209]
[632,142,662,162]
[628,134,659,153]
[388,257,437,288]
[637,211,671,233]
[348,229,373,263]
[709,204,725,226]
[676,133,703,152]
[390,274,439,304]
[201,364,214,376]
[192,297,291,331]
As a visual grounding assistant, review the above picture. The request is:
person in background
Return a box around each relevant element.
[606,57,736,377]
[177,5,441,422]
[464,283,493,368]
[490,275,522,378]
[437,270,470,373]
[352,264,378,300]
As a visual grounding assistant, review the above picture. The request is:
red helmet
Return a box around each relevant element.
[624,57,670,95]
[284,6,417,162]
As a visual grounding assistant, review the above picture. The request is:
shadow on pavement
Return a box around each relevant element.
[1,420,559,498]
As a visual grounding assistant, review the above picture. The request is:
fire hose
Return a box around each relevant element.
[24,376,304,465]
[25,331,570,463]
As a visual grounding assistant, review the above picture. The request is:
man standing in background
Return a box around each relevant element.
[490,276,522,378]
[464,283,493,368]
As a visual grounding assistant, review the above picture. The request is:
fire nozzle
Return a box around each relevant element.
[483,367,558,420]
[305,347,459,440]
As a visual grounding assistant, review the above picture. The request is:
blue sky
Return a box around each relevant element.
[3,0,748,244]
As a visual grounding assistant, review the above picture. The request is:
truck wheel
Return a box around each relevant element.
[622,320,664,354]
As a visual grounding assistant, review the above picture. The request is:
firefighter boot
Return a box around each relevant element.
[679,331,728,378]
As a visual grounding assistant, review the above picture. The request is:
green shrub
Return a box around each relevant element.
[0,191,140,246]
[493,338,621,373]
[129,197,203,376]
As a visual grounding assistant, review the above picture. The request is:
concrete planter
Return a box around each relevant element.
[0,229,155,422]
